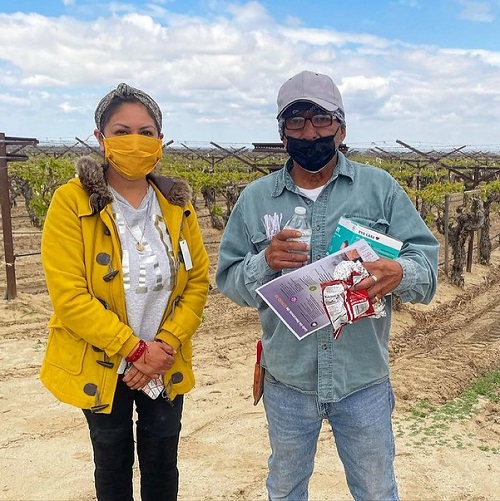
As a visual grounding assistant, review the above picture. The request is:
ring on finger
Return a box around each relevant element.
[373,295,379,302]
[371,274,378,284]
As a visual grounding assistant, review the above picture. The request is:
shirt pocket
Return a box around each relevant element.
[343,215,391,235]
[251,232,270,253]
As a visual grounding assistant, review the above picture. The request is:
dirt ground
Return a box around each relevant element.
[1,205,499,501]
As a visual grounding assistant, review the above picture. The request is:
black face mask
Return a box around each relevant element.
[285,133,338,173]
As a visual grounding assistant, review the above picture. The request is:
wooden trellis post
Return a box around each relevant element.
[0,133,39,299]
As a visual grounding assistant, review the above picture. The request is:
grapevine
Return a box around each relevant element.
[6,149,500,286]
[9,157,76,227]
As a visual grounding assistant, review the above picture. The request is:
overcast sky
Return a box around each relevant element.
[1,0,499,150]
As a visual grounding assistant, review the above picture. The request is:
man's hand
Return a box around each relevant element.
[265,229,310,272]
[351,258,403,301]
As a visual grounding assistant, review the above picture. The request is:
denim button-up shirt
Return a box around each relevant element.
[216,154,439,402]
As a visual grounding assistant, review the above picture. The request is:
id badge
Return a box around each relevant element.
[179,240,193,270]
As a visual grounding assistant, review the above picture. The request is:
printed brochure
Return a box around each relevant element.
[256,240,379,340]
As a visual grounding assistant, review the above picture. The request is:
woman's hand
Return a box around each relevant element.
[122,364,152,390]
[133,340,176,378]
[123,341,176,390]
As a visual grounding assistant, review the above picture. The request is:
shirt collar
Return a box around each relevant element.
[272,152,355,197]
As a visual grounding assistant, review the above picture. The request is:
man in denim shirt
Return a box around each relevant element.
[216,70,439,501]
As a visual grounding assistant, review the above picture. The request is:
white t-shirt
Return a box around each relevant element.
[111,186,175,373]
[299,184,326,202]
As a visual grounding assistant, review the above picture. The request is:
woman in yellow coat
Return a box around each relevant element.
[40,83,209,501]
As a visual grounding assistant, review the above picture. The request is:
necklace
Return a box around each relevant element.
[113,193,151,252]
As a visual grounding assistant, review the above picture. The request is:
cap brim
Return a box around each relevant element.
[277,98,341,119]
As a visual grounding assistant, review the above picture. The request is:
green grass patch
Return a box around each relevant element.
[394,371,500,452]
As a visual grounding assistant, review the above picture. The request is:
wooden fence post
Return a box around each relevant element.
[444,194,450,276]
[0,133,38,299]
[0,133,16,299]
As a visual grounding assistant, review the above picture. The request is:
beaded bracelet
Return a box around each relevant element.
[125,340,148,363]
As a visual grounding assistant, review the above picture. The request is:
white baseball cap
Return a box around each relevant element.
[277,70,344,119]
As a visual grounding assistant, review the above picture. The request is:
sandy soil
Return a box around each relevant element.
[1,205,499,501]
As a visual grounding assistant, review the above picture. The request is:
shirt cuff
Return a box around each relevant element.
[391,258,416,300]
[248,249,280,284]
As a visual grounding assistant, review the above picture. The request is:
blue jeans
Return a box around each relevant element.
[83,380,183,501]
[263,373,399,501]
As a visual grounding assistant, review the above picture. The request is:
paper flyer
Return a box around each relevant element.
[327,216,403,259]
[255,240,379,340]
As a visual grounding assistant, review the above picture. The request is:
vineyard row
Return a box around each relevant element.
[3,150,500,297]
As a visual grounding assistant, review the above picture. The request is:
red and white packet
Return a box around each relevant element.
[321,261,386,339]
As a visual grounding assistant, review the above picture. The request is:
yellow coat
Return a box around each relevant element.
[40,157,209,413]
